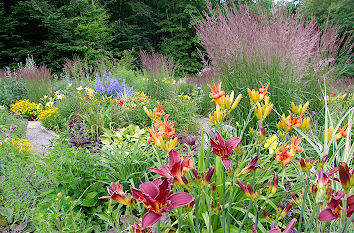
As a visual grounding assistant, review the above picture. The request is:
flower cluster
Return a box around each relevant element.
[0,137,34,152]
[277,103,311,133]
[95,72,133,98]
[143,76,176,85]
[247,82,273,121]
[144,102,177,151]
[208,82,242,126]
[10,99,42,120]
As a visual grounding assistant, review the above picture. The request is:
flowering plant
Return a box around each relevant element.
[10,99,42,120]
[95,72,133,98]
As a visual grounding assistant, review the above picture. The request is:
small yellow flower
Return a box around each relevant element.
[66,83,72,88]
[291,102,310,115]
[57,192,63,198]
[76,86,83,91]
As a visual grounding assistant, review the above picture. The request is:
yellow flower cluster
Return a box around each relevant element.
[11,99,42,120]
[1,137,34,152]
[143,77,176,85]
[37,107,59,121]
[177,94,191,100]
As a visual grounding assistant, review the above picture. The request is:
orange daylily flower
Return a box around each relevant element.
[284,111,302,129]
[153,102,165,118]
[208,82,225,106]
[335,124,348,140]
[259,81,270,100]
[290,135,303,155]
[276,143,294,166]
[147,125,165,149]
[156,115,175,139]
[181,155,194,174]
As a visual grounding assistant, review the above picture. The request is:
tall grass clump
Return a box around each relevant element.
[140,50,177,100]
[195,1,351,122]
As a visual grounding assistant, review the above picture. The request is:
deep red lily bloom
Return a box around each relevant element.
[267,218,297,233]
[210,131,241,170]
[132,223,152,233]
[238,155,259,176]
[318,191,354,222]
[131,178,193,228]
[237,179,260,201]
[266,173,278,197]
[149,150,193,186]
[339,162,353,193]
[99,181,133,207]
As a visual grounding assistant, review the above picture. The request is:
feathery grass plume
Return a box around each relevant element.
[139,50,176,77]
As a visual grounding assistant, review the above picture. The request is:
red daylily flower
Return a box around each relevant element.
[131,178,193,229]
[266,173,278,197]
[339,162,353,193]
[118,99,124,106]
[132,223,152,233]
[267,218,297,233]
[99,181,133,207]
[149,150,193,186]
[276,143,294,166]
[318,191,354,222]
[238,155,260,176]
[237,179,260,201]
[209,131,241,170]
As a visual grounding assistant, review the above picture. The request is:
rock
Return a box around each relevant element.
[26,121,57,155]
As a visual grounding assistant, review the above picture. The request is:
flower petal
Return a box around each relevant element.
[142,211,162,229]
[140,181,159,198]
[149,166,172,178]
[283,218,297,233]
[222,159,232,170]
[168,192,194,209]
[318,208,338,222]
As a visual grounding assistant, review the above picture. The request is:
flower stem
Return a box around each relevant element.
[222,166,226,233]
[237,201,252,233]
[298,175,309,232]
[157,220,161,233]
[195,193,200,233]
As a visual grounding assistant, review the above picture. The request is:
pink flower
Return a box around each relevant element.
[99,181,133,207]
[131,178,193,228]
[209,131,241,170]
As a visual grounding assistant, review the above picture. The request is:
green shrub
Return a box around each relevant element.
[0,77,26,107]
[0,107,27,138]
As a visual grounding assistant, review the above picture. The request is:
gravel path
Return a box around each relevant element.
[26,121,57,155]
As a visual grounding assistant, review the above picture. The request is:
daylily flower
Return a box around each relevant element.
[237,179,261,201]
[264,135,278,155]
[276,143,294,166]
[181,155,194,174]
[208,104,225,126]
[66,83,72,88]
[258,81,270,100]
[284,111,302,129]
[266,173,278,197]
[208,82,225,106]
[237,156,259,176]
[224,91,242,112]
[132,223,152,233]
[316,154,328,169]
[335,124,348,140]
[118,100,124,106]
[339,162,353,193]
[156,115,175,139]
[277,202,293,220]
[100,181,133,207]
[254,96,273,120]
[131,178,193,228]
[247,88,261,105]
[299,117,311,131]
[313,168,339,202]
[323,125,334,142]
[298,157,313,173]
[276,114,293,133]
[76,86,83,91]
[149,150,193,186]
[209,131,241,170]
[267,218,297,233]
[290,135,303,154]
[153,102,165,119]
[261,209,274,222]
[318,191,354,222]
[291,102,309,115]
[291,193,303,206]
[147,125,165,150]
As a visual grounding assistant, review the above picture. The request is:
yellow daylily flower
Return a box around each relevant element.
[291,102,310,115]
[264,135,279,155]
